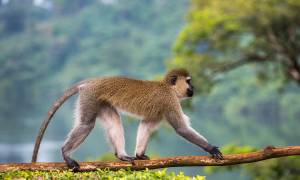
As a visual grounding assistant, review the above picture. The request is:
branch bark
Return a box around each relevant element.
[212,54,269,74]
[1,146,299,172]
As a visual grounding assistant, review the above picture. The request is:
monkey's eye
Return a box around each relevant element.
[170,76,177,85]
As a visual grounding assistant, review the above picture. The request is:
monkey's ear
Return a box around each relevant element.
[170,76,177,85]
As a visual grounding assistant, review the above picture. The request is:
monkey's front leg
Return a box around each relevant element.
[135,120,160,160]
[175,126,223,159]
[166,112,223,159]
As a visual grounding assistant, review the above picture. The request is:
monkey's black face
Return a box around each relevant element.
[186,78,194,97]
[187,87,194,97]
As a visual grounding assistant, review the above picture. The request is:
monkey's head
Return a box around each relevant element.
[164,68,194,99]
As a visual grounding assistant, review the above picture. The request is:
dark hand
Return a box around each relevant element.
[207,146,223,160]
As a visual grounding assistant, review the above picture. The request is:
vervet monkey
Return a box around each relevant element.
[32,68,223,171]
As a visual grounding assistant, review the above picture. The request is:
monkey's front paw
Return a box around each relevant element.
[118,155,136,163]
[208,146,223,160]
[136,154,150,160]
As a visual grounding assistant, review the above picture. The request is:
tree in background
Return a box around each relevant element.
[169,0,300,179]
[170,0,300,93]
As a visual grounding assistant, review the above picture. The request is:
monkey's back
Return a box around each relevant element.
[81,76,177,120]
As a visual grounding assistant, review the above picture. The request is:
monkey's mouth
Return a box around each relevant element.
[187,89,193,97]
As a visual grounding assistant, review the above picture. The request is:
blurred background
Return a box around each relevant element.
[0,0,299,179]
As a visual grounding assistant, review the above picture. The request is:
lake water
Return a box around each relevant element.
[0,141,62,163]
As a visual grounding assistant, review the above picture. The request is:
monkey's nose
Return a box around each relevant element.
[187,88,193,97]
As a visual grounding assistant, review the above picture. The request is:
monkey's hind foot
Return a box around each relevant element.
[117,155,136,163]
[64,156,80,172]
[135,154,150,160]
[208,146,223,160]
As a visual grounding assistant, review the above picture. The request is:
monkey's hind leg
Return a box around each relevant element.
[98,104,135,162]
[61,97,97,172]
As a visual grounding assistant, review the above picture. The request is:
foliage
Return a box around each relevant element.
[168,2,300,178]
[0,1,299,179]
[0,0,187,142]
[189,70,300,148]
[204,145,300,180]
[94,152,118,161]
[0,168,205,180]
[170,0,300,93]
[245,156,300,180]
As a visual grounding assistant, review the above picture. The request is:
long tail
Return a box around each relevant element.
[31,83,83,162]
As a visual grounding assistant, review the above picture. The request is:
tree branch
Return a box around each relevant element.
[212,54,269,74]
[267,29,300,84]
[0,146,299,172]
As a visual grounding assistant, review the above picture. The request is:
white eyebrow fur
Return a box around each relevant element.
[186,77,191,80]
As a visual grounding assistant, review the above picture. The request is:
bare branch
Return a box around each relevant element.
[267,29,287,56]
[212,54,269,74]
[0,146,299,172]
[212,59,250,74]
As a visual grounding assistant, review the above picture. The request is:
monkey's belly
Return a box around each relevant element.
[117,108,144,120]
